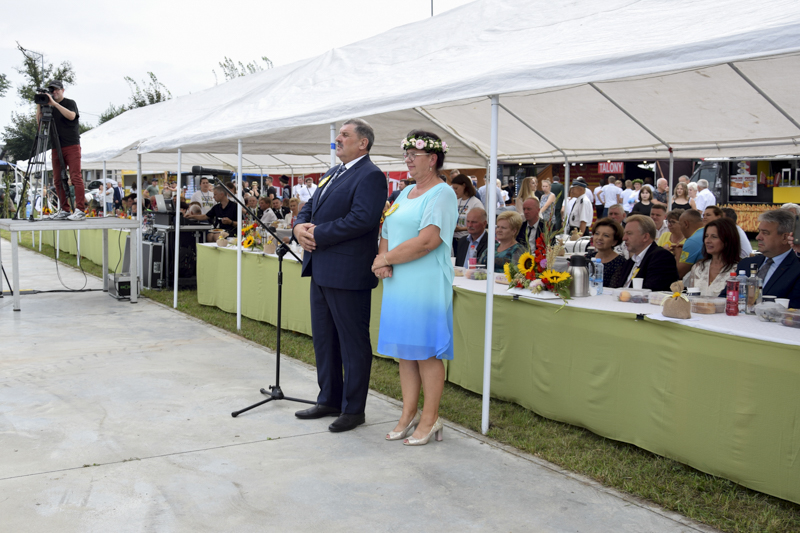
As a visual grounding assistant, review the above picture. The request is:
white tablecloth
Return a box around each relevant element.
[453,277,800,347]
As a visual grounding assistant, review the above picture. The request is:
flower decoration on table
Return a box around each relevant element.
[504,214,571,309]
[240,222,260,250]
[401,135,449,153]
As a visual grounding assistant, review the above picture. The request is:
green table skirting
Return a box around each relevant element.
[36,228,127,274]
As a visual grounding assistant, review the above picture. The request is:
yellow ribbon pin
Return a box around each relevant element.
[318,175,331,187]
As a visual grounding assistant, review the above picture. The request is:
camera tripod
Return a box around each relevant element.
[16,104,69,220]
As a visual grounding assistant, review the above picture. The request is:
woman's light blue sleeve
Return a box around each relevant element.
[419,185,458,242]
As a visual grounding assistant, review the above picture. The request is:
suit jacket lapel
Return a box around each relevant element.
[313,157,370,212]
[764,253,795,294]
[312,165,343,215]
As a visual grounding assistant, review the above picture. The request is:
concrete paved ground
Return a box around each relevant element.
[0,238,718,532]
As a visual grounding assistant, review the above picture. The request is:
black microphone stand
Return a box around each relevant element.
[204,177,316,417]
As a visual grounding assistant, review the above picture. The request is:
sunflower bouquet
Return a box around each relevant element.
[240,223,259,249]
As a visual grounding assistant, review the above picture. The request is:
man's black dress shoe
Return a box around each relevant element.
[329,413,366,433]
[295,404,341,419]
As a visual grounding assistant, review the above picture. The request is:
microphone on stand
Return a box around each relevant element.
[191,165,234,177]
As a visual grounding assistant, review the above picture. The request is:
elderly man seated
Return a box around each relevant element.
[607,204,629,258]
[516,197,545,247]
[619,215,679,291]
[736,209,800,308]
[455,207,488,269]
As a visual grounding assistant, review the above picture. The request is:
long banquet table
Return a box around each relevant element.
[35,235,800,505]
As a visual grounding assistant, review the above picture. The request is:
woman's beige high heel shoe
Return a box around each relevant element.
[386,411,421,441]
[403,417,444,446]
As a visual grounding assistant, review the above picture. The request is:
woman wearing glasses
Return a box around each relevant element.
[372,130,457,446]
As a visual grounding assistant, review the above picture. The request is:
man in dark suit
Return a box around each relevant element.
[620,214,679,291]
[292,119,388,433]
[735,209,800,308]
[516,197,545,248]
[455,207,488,268]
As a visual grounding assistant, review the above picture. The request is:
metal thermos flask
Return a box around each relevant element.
[567,255,590,298]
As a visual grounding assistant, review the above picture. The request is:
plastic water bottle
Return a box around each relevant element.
[736,269,747,312]
[726,272,739,316]
[590,258,604,296]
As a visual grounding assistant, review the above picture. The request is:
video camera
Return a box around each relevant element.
[34,87,52,106]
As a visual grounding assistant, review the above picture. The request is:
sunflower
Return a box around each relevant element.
[539,269,559,281]
[552,272,571,284]
[503,262,512,283]
[517,252,535,275]
[242,235,254,249]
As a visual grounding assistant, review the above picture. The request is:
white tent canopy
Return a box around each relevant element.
[136,0,800,162]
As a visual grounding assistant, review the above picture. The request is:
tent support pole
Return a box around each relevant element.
[102,161,107,218]
[330,123,337,167]
[237,140,243,330]
[564,156,570,236]
[414,107,490,163]
[482,94,500,436]
[173,148,182,308]
[668,149,674,209]
[137,154,143,294]
[727,63,800,132]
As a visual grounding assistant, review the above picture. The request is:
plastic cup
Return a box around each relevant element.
[632,278,644,290]
[776,298,790,308]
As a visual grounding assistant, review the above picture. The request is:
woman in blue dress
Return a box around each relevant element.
[372,130,457,446]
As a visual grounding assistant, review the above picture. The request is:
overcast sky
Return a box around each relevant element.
[0,0,474,134]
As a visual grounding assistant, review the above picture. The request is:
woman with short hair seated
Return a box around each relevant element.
[484,210,525,272]
[591,217,627,287]
[684,217,741,296]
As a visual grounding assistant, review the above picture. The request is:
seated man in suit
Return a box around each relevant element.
[736,209,800,308]
[516,197,545,247]
[455,207,488,268]
[620,214,679,291]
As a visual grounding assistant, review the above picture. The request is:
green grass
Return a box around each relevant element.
[4,232,800,533]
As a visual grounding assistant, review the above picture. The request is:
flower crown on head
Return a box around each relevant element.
[401,135,449,154]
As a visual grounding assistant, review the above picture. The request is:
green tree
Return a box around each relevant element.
[14,42,76,104]
[98,103,128,126]
[0,73,10,97]
[124,72,172,108]
[97,72,172,126]
[213,56,273,84]
[1,112,39,163]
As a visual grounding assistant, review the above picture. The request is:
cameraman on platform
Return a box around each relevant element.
[36,80,85,220]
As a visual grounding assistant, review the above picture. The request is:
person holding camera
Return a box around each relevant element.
[36,80,85,220]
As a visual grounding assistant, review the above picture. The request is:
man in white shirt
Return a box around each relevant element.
[293,177,318,203]
[695,179,717,213]
[190,177,217,215]
[593,181,605,220]
[563,181,594,236]
[601,176,623,218]
[620,179,637,213]
[478,180,505,209]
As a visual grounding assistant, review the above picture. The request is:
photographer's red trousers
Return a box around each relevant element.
[52,145,85,212]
